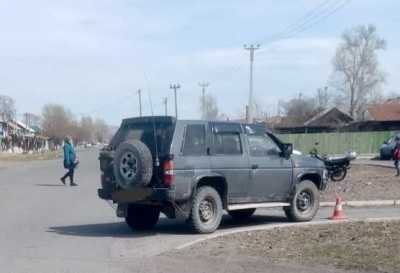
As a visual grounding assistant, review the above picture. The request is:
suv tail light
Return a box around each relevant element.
[163,159,175,187]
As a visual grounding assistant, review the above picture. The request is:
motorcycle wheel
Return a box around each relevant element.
[330,167,347,181]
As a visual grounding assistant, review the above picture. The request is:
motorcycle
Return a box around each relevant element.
[312,151,357,182]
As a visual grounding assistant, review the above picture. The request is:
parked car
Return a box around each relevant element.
[380,134,400,160]
[98,116,328,234]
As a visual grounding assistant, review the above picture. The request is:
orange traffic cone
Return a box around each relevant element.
[329,196,346,220]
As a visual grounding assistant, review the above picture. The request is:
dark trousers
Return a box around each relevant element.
[395,160,400,176]
[62,166,75,183]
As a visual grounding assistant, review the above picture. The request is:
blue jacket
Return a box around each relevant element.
[63,142,76,168]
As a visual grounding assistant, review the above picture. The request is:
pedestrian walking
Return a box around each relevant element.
[60,136,78,186]
[393,138,400,176]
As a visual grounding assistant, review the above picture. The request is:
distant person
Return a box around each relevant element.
[60,136,78,186]
[393,138,400,177]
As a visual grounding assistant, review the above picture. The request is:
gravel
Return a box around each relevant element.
[321,165,400,201]
[178,220,400,273]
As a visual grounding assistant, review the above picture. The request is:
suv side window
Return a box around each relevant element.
[248,134,281,157]
[182,124,206,156]
[213,132,242,155]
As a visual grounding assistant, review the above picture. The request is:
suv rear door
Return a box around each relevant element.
[172,121,211,200]
[209,122,250,203]
[246,131,293,202]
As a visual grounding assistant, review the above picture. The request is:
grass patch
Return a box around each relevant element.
[198,221,400,273]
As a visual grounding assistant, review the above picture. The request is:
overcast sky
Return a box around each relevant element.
[1,0,399,125]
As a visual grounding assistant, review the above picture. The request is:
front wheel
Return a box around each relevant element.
[189,186,223,234]
[125,204,160,231]
[284,180,319,222]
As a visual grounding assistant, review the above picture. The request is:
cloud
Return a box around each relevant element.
[0,0,399,123]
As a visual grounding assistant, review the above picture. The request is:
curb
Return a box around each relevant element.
[320,200,400,207]
[175,216,400,251]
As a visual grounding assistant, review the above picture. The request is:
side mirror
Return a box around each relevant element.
[282,143,293,158]
[383,140,388,144]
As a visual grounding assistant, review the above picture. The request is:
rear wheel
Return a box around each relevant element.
[228,209,256,220]
[330,167,347,181]
[284,180,319,222]
[189,186,223,234]
[125,204,160,231]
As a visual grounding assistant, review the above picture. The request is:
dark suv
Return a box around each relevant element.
[98,116,328,233]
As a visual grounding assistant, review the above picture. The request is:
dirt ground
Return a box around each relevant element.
[0,150,62,162]
[171,220,400,273]
[321,164,400,201]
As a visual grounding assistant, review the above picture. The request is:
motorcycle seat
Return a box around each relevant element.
[326,157,349,165]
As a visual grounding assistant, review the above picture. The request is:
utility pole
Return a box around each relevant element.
[137,89,142,117]
[170,84,180,119]
[163,97,168,116]
[198,82,209,119]
[244,44,260,123]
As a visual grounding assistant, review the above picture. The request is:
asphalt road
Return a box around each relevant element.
[0,149,399,273]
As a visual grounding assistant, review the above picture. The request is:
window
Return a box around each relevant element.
[213,133,242,155]
[110,121,175,156]
[182,124,206,155]
[248,134,280,157]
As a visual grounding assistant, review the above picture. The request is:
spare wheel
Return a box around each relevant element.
[113,140,153,189]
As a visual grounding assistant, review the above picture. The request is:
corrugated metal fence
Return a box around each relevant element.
[278,131,393,155]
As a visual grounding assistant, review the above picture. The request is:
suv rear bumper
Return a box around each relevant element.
[97,187,175,203]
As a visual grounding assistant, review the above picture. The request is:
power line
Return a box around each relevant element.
[259,0,351,50]
[285,0,351,38]
[262,0,338,43]
[209,0,352,81]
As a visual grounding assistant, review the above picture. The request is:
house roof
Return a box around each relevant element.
[15,120,35,133]
[304,107,353,127]
[367,101,400,121]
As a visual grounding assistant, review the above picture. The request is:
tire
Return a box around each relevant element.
[125,204,160,231]
[189,186,223,234]
[228,209,256,220]
[284,180,319,222]
[113,140,153,189]
[330,167,347,182]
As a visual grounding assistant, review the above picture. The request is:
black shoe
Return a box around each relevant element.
[60,178,66,185]
[70,182,78,186]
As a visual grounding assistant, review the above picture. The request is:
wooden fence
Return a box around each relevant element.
[278,131,393,155]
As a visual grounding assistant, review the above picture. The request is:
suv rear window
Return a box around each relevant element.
[110,120,175,157]
[182,124,206,156]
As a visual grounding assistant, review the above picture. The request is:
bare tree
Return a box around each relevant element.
[282,94,318,125]
[0,95,16,121]
[331,24,386,119]
[93,118,110,143]
[79,116,94,143]
[199,94,219,120]
[41,104,74,145]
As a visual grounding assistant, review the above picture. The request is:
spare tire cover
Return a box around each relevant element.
[113,140,153,189]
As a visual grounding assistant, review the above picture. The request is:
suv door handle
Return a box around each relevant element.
[251,164,258,170]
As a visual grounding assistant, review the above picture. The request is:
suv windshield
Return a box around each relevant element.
[110,117,175,157]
